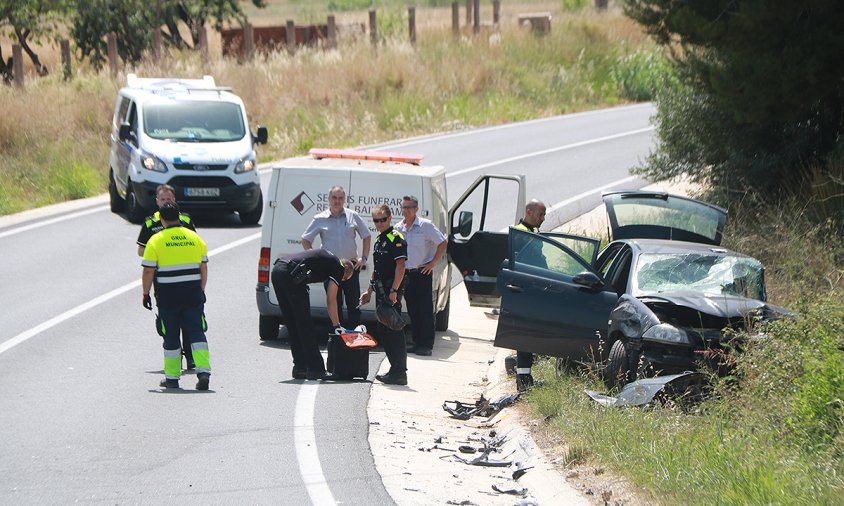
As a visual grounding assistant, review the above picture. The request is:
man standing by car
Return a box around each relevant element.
[271,249,354,380]
[137,184,197,370]
[512,199,547,391]
[141,203,211,390]
[395,195,446,356]
[301,186,371,329]
[359,204,408,385]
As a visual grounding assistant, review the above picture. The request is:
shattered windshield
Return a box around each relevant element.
[143,101,245,142]
[634,252,765,300]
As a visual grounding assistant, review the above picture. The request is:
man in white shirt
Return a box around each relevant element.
[394,195,446,356]
[301,186,371,329]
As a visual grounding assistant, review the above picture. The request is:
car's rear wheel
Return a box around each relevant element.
[239,193,263,225]
[108,170,125,213]
[259,314,281,341]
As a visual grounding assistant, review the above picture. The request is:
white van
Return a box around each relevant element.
[255,148,527,340]
[108,74,268,224]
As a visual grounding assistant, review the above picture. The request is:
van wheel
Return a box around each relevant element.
[259,315,281,341]
[108,170,125,213]
[239,194,263,225]
[125,186,147,224]
[434,295,450,331]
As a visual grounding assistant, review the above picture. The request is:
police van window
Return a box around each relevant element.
[143,101,246,142]
[127,103,138,145]
[116,97,131,128]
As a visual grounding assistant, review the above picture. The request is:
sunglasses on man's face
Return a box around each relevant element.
[372,216,390,223]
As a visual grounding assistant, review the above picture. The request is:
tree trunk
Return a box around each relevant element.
[15,27,48,76]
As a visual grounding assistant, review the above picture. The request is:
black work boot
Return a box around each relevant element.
[516,374,534,393]
[160,378,179,389]
[291,366,306,380]
[376,372,408,386]
[196,373,210,391]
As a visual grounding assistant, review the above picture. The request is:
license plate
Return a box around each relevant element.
[185,187,220,197]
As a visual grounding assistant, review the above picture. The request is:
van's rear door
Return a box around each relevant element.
[267,168,352,305]
[447,174,525,308]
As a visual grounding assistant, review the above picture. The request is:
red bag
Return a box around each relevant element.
[340,332,377,349]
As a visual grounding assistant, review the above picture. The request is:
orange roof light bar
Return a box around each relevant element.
[309,148,424,165]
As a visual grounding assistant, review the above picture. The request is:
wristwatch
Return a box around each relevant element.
[390,287,398,293]
[361,255,368,261]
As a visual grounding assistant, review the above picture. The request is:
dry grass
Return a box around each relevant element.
[0,4,660,214]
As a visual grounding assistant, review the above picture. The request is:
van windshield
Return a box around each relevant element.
[143,101,246,142]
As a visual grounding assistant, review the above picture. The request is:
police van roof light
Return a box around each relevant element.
[309,148,424,165]
[126,73,230,93]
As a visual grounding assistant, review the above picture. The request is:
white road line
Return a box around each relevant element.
[444,126,654,179]
[0,205,109,239]
[294,383,337,506]
[374,103,653,150]
[0,232,261,357]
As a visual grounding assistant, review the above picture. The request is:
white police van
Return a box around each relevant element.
[108,74,268,224]
[255,148,526,340]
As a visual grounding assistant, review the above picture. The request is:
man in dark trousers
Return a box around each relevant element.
[359,204,408,385]
[271,250,354,380]
[395,195,446,356]
[141,203,211,390]
[137,183,197,370]
[512,199,547,392]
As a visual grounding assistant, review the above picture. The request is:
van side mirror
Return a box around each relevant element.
[254,126,268,145]
[118,123,135,144]
[453,210,473,237]
[573,271,604,290]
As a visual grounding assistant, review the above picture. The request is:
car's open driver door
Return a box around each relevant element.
[447,174,525,308]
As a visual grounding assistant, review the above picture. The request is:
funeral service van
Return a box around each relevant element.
[108,74,268,224]
[255,148,527,340]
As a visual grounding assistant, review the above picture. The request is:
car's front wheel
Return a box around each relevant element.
[239,193,263,225]
[125,186,147,224]
[605,340,640,389]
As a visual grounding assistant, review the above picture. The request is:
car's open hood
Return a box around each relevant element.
[603,191,727,246]
[638,291,789,320]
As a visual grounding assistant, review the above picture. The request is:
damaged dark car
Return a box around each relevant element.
[491,191,790,387]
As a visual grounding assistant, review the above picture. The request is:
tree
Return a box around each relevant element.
[624,0,844,198]
[0,0,71,82]
[72,0,265,68]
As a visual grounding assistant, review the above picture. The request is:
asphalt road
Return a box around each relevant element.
[0,103,655,504]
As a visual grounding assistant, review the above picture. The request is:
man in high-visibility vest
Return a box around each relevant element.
[136,184,197,370]
[512,199,546,392]
[141,203,211,390]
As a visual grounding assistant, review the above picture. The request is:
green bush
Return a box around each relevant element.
[610,46,674,102]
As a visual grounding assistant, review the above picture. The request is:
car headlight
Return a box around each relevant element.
[642,323,692,345]
[235,158,256,174]
[141,154,167,173]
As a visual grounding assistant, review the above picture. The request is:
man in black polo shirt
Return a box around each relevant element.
[271,250,354,380]
[359,204,408,385]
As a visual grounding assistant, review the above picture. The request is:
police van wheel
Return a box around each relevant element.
[125,187,147,224]
[259,315,281,341]
[239,194,263,225]
[108,170,125,213]
[434,296,450,332]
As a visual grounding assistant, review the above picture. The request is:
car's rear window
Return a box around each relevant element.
[143,101,245,142]
[634,252,765,300]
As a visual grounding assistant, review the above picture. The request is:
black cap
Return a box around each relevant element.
[159,202,180,222]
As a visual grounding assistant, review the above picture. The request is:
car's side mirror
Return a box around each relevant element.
[452,210,473,237]
[118,123,135,144]
[254,125,268,145]
[573,271,604,290]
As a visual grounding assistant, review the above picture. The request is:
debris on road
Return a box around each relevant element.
[442,393,521,420]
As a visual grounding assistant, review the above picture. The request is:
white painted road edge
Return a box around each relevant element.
[294,383,337,506]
